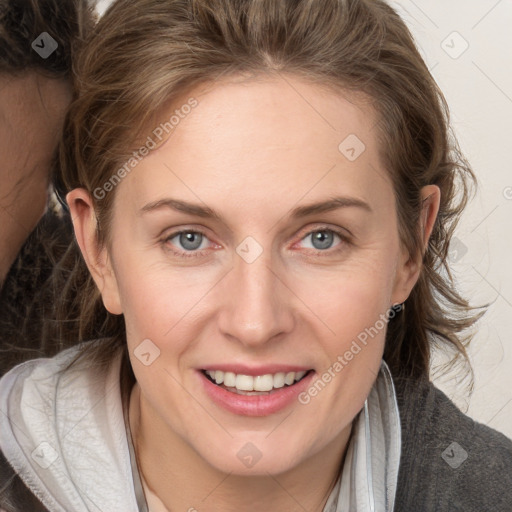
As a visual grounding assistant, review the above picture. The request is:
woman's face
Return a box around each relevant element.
[76,74,424,475]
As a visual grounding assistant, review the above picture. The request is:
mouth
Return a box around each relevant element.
[201,369,314,396]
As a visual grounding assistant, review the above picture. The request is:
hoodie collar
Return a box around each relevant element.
[325,359,402,511]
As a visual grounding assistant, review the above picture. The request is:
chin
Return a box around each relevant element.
[198,438,305,476]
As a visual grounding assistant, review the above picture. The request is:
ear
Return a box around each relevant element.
[66,188,123,315]
[391,184,441,305]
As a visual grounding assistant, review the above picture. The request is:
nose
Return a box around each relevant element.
[217,246,295,348]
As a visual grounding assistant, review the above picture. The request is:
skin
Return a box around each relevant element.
[69,73,440,512]
[0,72,72,284]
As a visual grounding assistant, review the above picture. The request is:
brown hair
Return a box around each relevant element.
[58,0,485,385]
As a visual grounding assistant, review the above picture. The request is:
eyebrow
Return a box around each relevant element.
[140,195,372,220]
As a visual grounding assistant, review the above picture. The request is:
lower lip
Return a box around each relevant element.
[198,370,315,417]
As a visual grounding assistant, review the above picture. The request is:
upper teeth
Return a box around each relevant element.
[205,370,308,392]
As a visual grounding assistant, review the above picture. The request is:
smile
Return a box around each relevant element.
[202,369,312,395]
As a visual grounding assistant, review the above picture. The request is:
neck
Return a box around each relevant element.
[129,383,352,512]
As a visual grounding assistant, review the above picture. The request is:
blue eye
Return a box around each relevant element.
[173,231,204,251]
[303,230,339,251]
[293,227,348,255]
[164,230,211,258]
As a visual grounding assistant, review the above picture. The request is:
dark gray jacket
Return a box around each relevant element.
[1,371,511,512]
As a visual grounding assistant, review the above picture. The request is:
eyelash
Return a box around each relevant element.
[161,226,350,259]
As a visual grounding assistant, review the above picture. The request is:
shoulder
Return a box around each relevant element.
[392,374,512,511]
[0,344,125,512]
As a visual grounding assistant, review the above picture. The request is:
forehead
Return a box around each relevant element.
[167,73,377,157]
[117,73,392,215]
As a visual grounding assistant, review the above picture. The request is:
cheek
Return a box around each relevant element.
[113,253,211,356]
[289,249,397,409]
[293,254,397,339]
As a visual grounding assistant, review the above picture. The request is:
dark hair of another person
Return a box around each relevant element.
[0,0,96,77]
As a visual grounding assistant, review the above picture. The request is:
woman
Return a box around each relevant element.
[1,0,511,510]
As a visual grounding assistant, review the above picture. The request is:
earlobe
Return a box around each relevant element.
[391,184,441,305]
[66,189,123,315]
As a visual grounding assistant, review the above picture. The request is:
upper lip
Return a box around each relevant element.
[200,364,313,376]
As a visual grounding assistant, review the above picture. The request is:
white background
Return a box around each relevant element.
[96,0,512,438]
